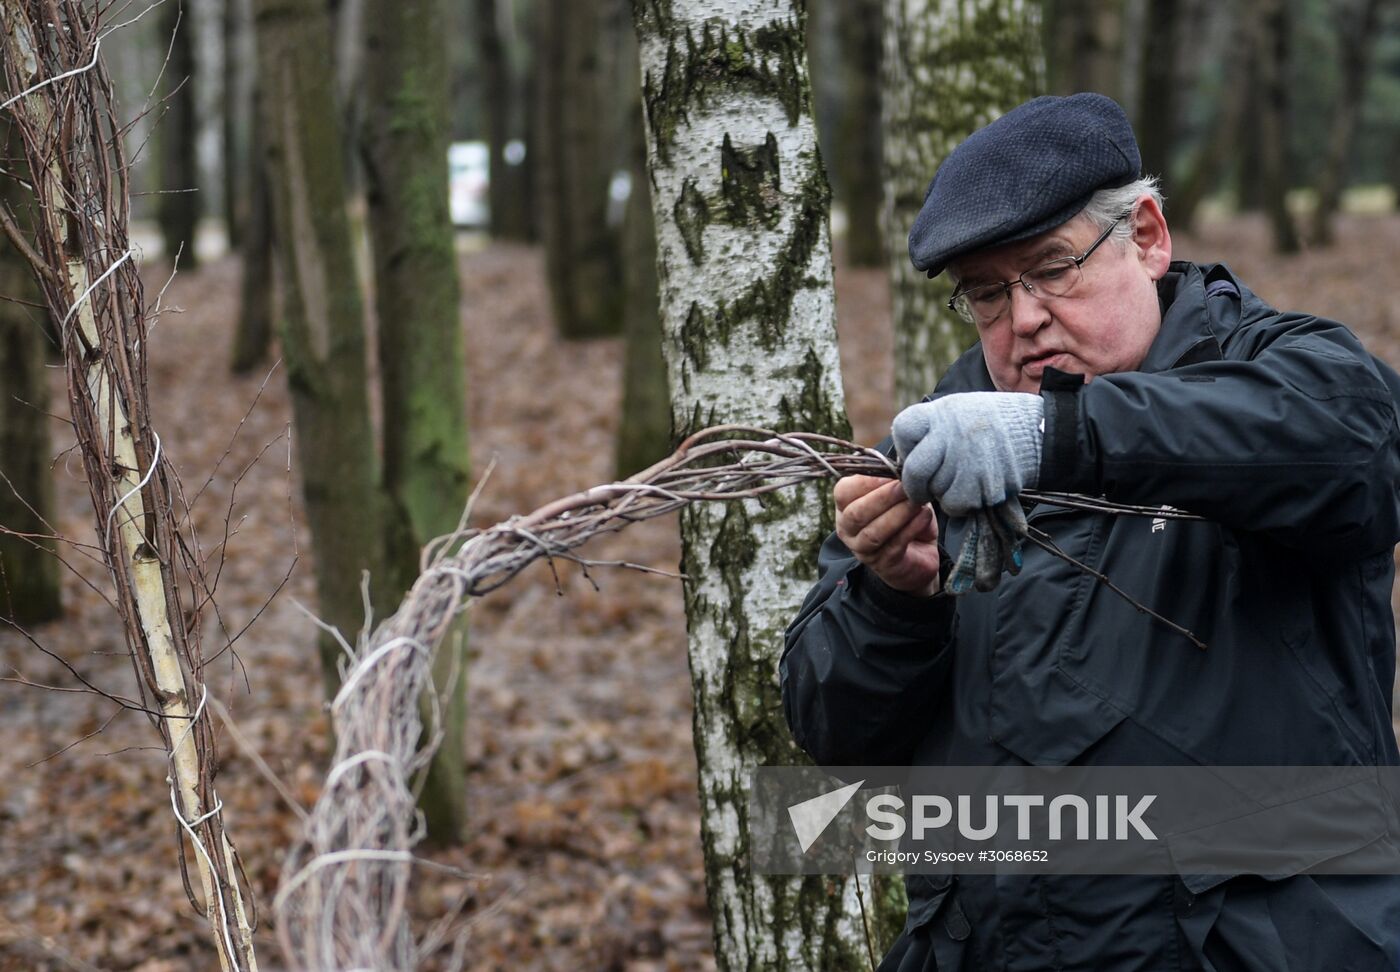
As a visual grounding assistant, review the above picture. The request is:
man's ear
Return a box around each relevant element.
[1131,195,1172,280]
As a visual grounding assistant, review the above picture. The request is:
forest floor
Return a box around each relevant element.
[2,212,1400,971]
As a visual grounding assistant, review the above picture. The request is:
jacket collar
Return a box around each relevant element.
[1136,261,1227,374]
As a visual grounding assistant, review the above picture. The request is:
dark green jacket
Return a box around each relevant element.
[781,262,1400,970]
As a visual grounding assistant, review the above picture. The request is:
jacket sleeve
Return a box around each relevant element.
[780,528,956,767]
[1040,312,1400,556]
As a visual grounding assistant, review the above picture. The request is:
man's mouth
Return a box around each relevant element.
[1020,351,1064,375]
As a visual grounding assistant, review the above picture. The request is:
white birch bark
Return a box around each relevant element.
[883,0,1043,403]
[633,2,890,968]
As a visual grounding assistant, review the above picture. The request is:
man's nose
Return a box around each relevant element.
[1007,282,1050,337]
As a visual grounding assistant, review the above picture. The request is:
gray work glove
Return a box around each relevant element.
[892,392,1044,593]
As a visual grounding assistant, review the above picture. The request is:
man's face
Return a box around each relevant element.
[947,198,1173,394]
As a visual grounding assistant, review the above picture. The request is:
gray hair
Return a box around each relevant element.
[1079,176,1164,242]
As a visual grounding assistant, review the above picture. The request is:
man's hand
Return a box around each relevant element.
[835,476,942,597]
[891,392,1044,513]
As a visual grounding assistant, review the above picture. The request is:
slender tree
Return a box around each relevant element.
[1135,0,1179,196]
[253,0,389,693]
[159,0,201,268]
[1173,5,1252,230]
[1044,0,1124,101]
[475,0,532,239]
[1253,0,1299,253]
[223,0,247,248]
[614,48,669,478]
[0,134,60,625]
[1309,0,1384,245]
[230,84,276,373]
[633,2,897,967]
[362,0,472,844]
[835,0,885,266]
[536,0,625,338]
[883,0,1043,404]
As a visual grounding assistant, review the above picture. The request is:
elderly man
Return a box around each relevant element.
[781,94,1400,970]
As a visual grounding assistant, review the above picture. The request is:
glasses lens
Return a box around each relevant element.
[953,285,1008,325]
[1022,258,1082,298]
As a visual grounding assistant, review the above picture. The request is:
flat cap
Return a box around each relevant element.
[908,93,1141,278]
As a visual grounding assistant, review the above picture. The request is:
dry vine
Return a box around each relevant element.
[275,424,1205,968]
[0,2,258,968]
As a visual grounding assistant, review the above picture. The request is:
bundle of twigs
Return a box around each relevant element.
[274,424,1204,967]
[0,3,258,969]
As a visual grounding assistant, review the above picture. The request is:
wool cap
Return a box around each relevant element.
[908,93,1141,278]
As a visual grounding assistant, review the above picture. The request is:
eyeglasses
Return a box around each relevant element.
[946,214,1127,327]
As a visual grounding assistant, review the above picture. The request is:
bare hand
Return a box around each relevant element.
[834,475,942,597]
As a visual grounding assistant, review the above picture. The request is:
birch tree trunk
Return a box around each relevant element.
[254,0,389,692]
[634,3,893,967]
[883,0,1042,403]
[362,0,472,844]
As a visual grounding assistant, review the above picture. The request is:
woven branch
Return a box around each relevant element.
[275,424,1205,967]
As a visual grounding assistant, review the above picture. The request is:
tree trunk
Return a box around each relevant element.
[362,0,472,845]
[0,141,60,625]
[536,0,624,338]
[615,69,669,478]
[1172,5,1252,230]
[254,0,388,694]
[223,0,246,248]
[836,0,885,266]
[231,83,276,373]
[883,0,1043,404]
[1135,0,1179,195]
[634,3,894,968]
[476,0,531,239]
[1309,0,1383,246]
[1254,0,1299,253]
[1044,0,1124,101]
[159,0,202,268]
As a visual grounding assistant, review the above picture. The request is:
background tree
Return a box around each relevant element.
[1171,5,1251,230]
[0,132,60,625]
[535,0,626,338]
[883,0,1043,404]
[1136,0,1180,197]
[253,0,388,695]
[362,0,472,843]
[633,1,897,967]
[158,0,201,267]
[1253,0,1300,252]
[835,0,885,266]
[475,0,533,240]
[614,37,669,478]
[230,84,276,373]
[1044,0,1124,101]
[1309,0,1385,244]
